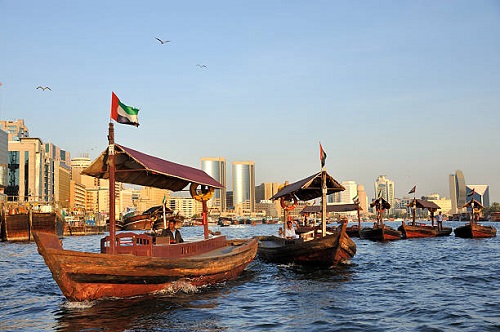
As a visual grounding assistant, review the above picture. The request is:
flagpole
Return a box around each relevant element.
[108,122,116,254]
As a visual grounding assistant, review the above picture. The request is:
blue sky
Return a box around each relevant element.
[1,1,499,202]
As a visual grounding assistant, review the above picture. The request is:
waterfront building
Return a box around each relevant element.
[0,119,29,141]
[357,184,368,216]
[0,129,8,191]
[201,157,227,212]
[425,194,453,215]
[255,199,279,218]
[341,181,357,203]
[167,195,201,218]
[7,137,44,201]
[467,185,489,207]
[449,170,467,214]
[374,175,395,213]
[255,182,282,214]
[232,161,255,214]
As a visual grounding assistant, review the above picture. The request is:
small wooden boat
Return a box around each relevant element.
[121,205,165,230]
[454,198,496,238]
[359,224,402,241]
[257,164,356,267]
[359,197,401,241]
[34,123,258,301]
[257,221,356,267]
[398,198,451,238]
[454,223,496,238]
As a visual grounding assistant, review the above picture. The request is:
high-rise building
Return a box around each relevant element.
[341,181,357,203]
[232,161,255,214]
[374,175,395,213]
[0,119,29,141]
[201,157,226,212]
[256,182,282,215]
[449,170,467,214]
[357,184,368,216]
[0,129,8,191]
[467,185,489,207]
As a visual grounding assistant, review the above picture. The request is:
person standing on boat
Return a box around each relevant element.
[284,220,299,239]
[436,211,443,231]
[161,220,184,243]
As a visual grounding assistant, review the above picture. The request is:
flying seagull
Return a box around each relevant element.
[196,64,207,68]
[37,86,51,91]
[155,37,170,44]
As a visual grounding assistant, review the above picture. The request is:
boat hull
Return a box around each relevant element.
[359,226,402,241]
[454,223,497,238]
[256,222,356,267]
[33,231,258,302]
[398,223,452,239]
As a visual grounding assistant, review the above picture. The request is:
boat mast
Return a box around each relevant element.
[321,168,327,237]
[108,122,116,254]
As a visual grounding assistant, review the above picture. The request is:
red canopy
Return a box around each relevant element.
[82,144,223,191]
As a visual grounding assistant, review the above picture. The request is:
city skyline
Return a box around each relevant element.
[1,1,498,202]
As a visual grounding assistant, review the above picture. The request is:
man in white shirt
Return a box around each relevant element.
[284,220,299,239]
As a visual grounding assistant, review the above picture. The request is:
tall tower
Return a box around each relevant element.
[449,170,466,214]
[201,157,227,212]
[341,181,357,203]
[357,184,368,215]
[374,175,395,212]
[232,161,255,214]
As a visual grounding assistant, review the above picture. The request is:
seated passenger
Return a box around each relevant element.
[161,220,184,243]
[284,220,299,239]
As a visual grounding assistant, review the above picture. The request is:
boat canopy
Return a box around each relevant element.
[408,199,441,210]
[463,199,484,209]
[301,203,361,214]
[82,144,223,191]
[370,197,391,210]
[270,171,344,202]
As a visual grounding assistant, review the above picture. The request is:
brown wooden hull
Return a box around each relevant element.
[359,225,402,241]
[64,224,106,236]
[346,225,360,238]
[454,223,497,238]
[122,217,153,231]
[256,222,356,267]
[33,231,258,302]
[398,223,452,239]
[2,212,63,242]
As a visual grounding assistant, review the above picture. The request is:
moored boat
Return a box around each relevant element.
[1,203,63,242]
[33,122,258,301]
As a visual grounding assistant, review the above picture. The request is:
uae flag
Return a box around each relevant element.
[319,143,327,168]
[408,185,416,194]
[110,92,140,127]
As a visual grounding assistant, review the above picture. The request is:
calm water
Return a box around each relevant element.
[1,222,499,332]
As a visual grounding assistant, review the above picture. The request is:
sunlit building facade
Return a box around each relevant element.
[201,157,227,212]
[232,161,255,214]
[449,170,467,214]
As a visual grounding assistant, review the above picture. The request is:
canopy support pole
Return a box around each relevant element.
[321,169,327,237]
[108,123,116,254]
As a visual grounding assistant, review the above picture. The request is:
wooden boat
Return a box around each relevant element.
[256,167,356,267]
[398,198,451,238]
[454,199,496,238]
[33,123,258,301]
[1,203,63,242]
[121,205,165,230]
[257,221,356,267]
[490,212,500,222]
[359,197,401,241]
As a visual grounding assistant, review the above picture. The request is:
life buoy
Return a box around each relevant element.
[190,183,215,202]
[280,196,298,211]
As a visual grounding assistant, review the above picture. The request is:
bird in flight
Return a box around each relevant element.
[37,86,51,91]
[196,64,207,68]
[155,37,170,44]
